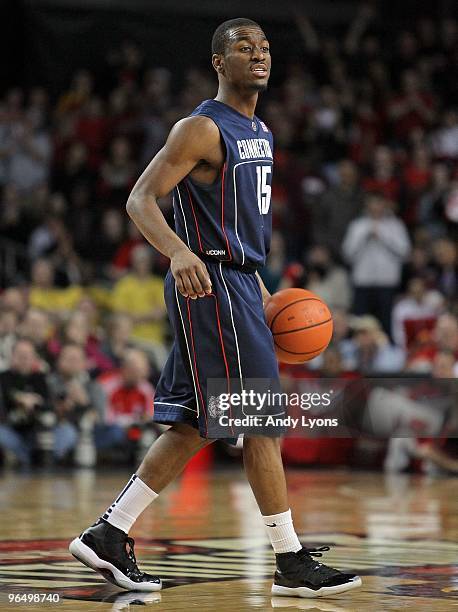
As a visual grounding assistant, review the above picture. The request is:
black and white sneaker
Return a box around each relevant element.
[272,546,361,598]
[69,518,162,592]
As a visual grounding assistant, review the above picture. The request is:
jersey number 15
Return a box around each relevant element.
[256,165,272,215]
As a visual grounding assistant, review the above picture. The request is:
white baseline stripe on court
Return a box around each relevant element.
[232,159,273,266]
[175,282,201,416]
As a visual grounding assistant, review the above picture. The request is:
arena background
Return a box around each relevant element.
[0,1,457,610]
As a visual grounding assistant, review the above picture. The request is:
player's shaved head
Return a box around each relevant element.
[212,18,263,55]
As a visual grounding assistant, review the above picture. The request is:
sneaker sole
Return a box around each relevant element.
[69,537,162,592]
[271,576,362,598]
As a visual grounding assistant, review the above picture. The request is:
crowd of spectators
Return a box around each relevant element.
[0,6,456,471]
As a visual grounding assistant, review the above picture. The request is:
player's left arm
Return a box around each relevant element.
[256,272,271,306]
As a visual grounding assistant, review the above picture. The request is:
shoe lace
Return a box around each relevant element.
[297,546,338,577]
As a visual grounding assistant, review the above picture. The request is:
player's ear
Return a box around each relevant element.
[212,54,224,75]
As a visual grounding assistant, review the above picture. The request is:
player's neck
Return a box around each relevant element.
[214,89,258,120]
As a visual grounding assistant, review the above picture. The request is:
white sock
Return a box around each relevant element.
[102,474,158,534]
[262,508,302,554]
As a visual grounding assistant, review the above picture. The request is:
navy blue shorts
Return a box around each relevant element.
[153,261,280,438]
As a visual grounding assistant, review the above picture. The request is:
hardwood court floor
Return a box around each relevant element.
[0,468,457,611]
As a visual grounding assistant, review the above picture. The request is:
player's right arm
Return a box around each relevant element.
[126,116,220,299]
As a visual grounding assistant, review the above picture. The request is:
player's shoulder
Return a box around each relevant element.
[171,115,219,140]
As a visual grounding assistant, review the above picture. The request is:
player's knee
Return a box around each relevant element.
[169,422,214,450]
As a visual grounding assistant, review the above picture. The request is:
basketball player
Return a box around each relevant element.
[70,18,361,598]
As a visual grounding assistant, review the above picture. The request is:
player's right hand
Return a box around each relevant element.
[171,248,212,299]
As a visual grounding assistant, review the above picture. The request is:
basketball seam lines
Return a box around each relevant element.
[273,317,333,336]
[273,341,329,355]
[175,282,200,416]
[269,297,327,331]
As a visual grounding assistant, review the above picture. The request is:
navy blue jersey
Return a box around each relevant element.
[172,99,274,269]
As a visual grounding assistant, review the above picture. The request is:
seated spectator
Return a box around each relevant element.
[391,277,444,348]
[95,349,156,456]
[406,312,458,373]
[384,351,458,474]
[0,288,28,319]
[0,339,49,467]
[17,308,53,369]
[347,315,405,374]
[342,192,411,336]
[109,245,167,365]
[99,314,134,370]
[47,311,112,374]
[0,309,18,372]
[304,245,352,311]
[47,343,105,464]
[28,258,83,318]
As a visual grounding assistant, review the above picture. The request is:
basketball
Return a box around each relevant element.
[265,288,333,363]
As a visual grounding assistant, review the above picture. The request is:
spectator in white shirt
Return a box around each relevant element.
[342,192,411,336]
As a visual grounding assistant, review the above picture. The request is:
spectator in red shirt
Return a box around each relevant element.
[95,349,154,453]
[362,146,401,202]
[388,69,436,142]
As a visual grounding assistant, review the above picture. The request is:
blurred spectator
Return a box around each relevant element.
[17,308,53,369]
[4,114,52,193]
[388,69,436,143]
[431,238,457,301]
[431,109,458,160]
[56,69,93,115]
[98,136,136,206]
[48,311,112,373]
[0,309,18,372]
[342,193,411,335]
[362,147,401,203]
[75,97,110,170]
[391,277,443,348]
[90,209,125,280]
[314,159,363,257]
[100,314,134,370]
[28,258,83,317]
[384,350,458,474]
[95,348,154,452]
[52,142,95,201]
[47,344,105,463]
[407,312,458,373]
[347,315,405,374]
[304,245,352,311]
[0,339,49,467]
[418,163,452,238]
[259,231,288,294]
[110,245,167,365]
